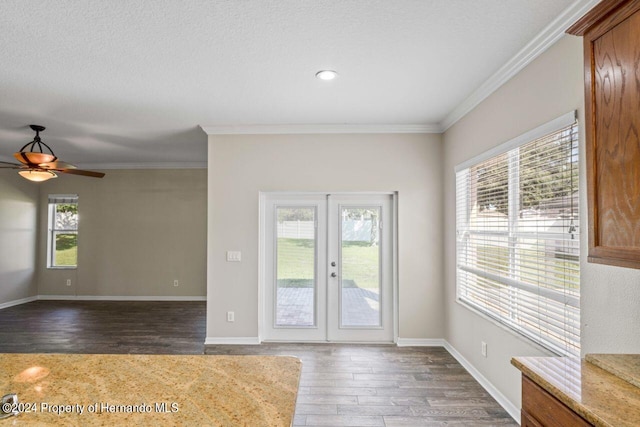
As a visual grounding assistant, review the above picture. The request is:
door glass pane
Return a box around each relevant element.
[276,207,316,327]
[341,207,381,327]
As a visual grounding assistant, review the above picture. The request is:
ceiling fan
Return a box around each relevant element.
[0,125,105,182]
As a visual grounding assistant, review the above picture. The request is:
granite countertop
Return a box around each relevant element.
[511,355,640,427]
[585,354,640,388]
[0,353,301,426]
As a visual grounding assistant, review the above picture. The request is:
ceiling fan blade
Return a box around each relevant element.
[59,168,105,178]
[0,161,23,167]
[40,160,77,170]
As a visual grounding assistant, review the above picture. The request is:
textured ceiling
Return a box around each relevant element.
[0,0,593,167]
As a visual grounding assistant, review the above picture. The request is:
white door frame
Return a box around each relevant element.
[258,191,398,343]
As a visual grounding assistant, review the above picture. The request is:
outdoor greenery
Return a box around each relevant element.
[475,244,579,291]
[55,233,77,266]
[474,131,578,215]
[341,240,379,289]
[277,237,379,289]
[56,203,78,215]
[52,202,78,267]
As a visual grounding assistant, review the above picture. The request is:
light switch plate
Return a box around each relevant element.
[226,251,242,262]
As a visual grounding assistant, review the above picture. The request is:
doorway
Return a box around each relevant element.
[261,193,395,342]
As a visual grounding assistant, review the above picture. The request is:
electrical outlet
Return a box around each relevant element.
[227,311,235,322]
[173,280,179,287]
[226,251,242,262]
[481,341,487,357]
[66,279,72,287]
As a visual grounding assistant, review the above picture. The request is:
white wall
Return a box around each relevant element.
[443,34,640,411]
[206,133,443,341]
[0,170,39,306]
[37,169,207,298]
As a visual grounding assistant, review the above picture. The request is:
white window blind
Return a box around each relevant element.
[48,194,78,204]
[456,113,580,357]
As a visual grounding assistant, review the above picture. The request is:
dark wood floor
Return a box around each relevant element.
[0,301,517,426]
[0,300,206,354]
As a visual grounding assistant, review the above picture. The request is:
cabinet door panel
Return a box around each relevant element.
[568,0,640,269]
[522,376,591,427]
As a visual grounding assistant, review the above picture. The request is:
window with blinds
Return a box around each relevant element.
[48,194,79,268]
[455,112,580,357]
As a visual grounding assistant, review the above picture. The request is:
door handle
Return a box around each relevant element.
[330,272,337,278]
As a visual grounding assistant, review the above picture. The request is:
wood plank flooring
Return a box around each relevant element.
[205,344,518,427]
[0,301,517,426]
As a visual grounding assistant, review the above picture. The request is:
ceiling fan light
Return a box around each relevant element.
[18,169,58,182]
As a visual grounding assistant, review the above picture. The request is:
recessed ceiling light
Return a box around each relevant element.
[315,70,338,81]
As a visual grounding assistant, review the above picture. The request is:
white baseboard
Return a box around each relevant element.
[396,338,446,347]
[204,337,261,345]
[443,341,520,424]
[0,296,38,310]
[37,295,206,301]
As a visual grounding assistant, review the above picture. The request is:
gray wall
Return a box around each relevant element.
[0,170,39,305]
[37,169,207,298]
[206,133,443,341]
[443,34,640,410]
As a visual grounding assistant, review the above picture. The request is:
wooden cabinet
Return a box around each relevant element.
[567,0,640,269]
[521,375,592,427]
[522,409,544,427]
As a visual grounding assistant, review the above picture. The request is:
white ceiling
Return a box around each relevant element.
[0,0,596,168]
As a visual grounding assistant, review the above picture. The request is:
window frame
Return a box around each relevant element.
[455,111,580,357]
[47,194,79,269]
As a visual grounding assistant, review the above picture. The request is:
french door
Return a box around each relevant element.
[263,193,394,342]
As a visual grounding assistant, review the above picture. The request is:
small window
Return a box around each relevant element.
[455,112,580,356]
[48,194,79,268]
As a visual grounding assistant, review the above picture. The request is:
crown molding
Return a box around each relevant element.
[75,162,207,170]
[200,123,442,135]
[1,158,206,171]
[439,0,602,132]
[0,155,207,170]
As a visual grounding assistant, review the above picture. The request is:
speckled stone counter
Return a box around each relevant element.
[0,354,301,426]
[585,354,640,389]
[512,356,640,427]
